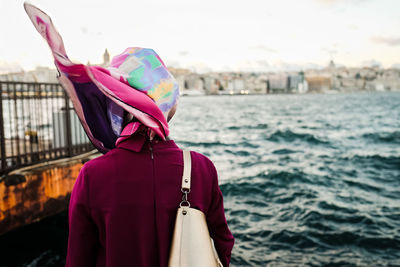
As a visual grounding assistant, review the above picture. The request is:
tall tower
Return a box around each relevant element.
[103,49,110,65]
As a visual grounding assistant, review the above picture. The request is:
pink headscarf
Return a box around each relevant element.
[24,3,180,154]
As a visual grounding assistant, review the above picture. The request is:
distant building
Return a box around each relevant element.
[305,76,331,92]
[103,49,110,66]
[298,80,309,93]
[0,49,111,83]
[288,74,304,93]
[227,78,245,94]
[0,67,58,83]
[184,74,205,91]
[203,76,219,94]
[168,67,191,76]
[373,69,400,91]
[268,74,288,93]
[252,78,268,94]
[266,74,306,94]
[89,49,111,67]
[2,53,399,94]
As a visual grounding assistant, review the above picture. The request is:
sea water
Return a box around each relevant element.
[0,92,399,266]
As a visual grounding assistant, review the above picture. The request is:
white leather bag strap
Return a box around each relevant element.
[182,150,192,191]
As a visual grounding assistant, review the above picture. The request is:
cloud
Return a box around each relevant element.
[80,27,102,36]
[315,0,370,11]
[165,59,181,68]
[0,61,24,74]
[392,63,400,69]
[316,0,369,5]
[361,59,382,68]
[80,27,88,34]
[370,36,400,46]
[178,51,189,56]
[321,47,338,56]
[272,61,323,72]
[249,45,277,53]
[255,60,270,68]
[347,24,359,30]
[235,60,323,72]
[189,63,212,74]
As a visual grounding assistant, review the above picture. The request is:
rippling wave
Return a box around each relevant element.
[362,131,400,144]
[266,130,329,145]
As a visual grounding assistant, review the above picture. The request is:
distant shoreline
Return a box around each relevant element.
[180,90,400,97]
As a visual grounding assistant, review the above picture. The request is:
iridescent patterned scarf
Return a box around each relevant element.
[24,3,179,154]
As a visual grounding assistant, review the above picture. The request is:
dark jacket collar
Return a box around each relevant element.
[116,133,178,153]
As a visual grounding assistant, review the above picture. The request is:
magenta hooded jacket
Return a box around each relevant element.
[66,133,234,267]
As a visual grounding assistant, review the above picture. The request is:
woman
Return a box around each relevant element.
[25,3,234,267]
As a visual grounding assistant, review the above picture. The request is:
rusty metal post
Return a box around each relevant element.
[0,83,6,172]
[13,83,21,164]
[64,91,73,157]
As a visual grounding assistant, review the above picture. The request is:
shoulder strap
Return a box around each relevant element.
[182,150,191,191]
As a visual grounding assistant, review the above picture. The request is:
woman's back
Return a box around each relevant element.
[23,6,234,265]
[67,134,234,267]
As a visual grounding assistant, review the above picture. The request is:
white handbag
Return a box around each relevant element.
[168,150,223,267]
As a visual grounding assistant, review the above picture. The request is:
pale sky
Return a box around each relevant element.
[1,0,399,72]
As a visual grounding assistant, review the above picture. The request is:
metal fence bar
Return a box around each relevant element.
[0,84,6,172]
[20,84,27,165]
[64,92,73,157]
[0,81,94,175]
[12,83,21,165]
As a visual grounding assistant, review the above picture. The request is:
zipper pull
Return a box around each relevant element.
[146,129,154,160]
[149,144,154,159]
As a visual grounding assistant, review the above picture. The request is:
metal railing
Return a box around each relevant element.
[0,81,94,175]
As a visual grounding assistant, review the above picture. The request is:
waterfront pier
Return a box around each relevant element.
[0,81,98,235]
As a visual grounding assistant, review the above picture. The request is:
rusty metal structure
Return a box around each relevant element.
[0,81,97,234]
[0,81,93,175]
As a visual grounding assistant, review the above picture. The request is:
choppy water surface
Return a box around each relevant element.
[171,92,400,266]
[1,92,400,266]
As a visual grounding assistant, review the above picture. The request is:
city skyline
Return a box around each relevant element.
[1,0,400,73]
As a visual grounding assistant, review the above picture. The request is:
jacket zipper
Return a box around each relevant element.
[149,140,160,262]
[149,142,154,159]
